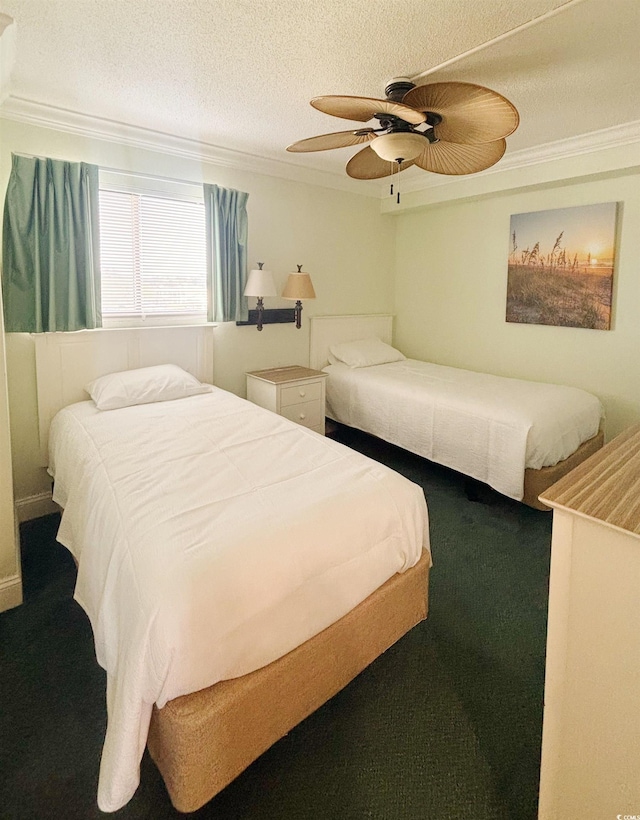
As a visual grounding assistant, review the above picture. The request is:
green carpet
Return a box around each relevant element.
[0,426,551,819]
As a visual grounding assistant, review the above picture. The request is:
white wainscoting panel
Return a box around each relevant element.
[309,314,394,371]
[35,326,215,465]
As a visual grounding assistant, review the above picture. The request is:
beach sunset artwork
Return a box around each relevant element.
[506,202,618,330]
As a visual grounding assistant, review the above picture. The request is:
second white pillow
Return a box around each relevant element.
[329,338,405,368]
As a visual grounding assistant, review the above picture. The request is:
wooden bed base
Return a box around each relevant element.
[522,429,604,510]
[147,551,430,813]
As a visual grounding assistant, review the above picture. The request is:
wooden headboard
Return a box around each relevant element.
[34,325,214,465]
[309,314,394,371]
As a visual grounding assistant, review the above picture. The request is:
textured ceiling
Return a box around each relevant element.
[0,0,638,182]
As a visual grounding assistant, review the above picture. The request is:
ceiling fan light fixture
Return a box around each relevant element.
[370,132,426,162]
[292,79,519,181]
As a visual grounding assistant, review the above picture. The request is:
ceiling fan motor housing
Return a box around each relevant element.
[384,78,416,102]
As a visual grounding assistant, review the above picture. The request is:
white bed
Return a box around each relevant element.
[48,381,430,811]
[310,315,604,505]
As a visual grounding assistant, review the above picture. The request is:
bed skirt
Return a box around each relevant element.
[523,429,604,511]
[147,550,430,812]
[328,421,604,512]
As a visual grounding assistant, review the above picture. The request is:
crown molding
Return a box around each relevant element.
[0,95,381,198]
[2,95,640,203]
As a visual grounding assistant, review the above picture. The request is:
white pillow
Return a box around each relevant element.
[328,338,405,368]
[85,364,212,410]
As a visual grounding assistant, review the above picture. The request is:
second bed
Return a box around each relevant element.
[310,315,604,509]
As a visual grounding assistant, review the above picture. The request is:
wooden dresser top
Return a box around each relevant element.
[540,422,640,537]
[246,365,327,384]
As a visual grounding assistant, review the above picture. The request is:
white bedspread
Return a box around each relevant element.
[48,388,429,812]
[325,359,603,500]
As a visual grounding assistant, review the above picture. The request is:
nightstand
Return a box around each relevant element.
[246,366,328,435]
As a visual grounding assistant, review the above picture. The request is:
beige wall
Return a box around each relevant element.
[0,299,18,583]
[1,119,395,505]
[4,117,640,523]
[0,10,20,607]
[394,169,640,439]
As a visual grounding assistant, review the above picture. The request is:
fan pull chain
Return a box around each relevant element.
[388,161,402,204]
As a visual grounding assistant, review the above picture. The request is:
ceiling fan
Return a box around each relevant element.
[286,78,519,181]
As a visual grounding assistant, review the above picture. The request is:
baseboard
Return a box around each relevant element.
[0,574,22,612]
[15,491,59,523]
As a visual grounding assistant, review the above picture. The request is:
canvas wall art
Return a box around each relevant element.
[506,202,618,330]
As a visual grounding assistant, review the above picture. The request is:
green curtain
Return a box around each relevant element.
[2,154,101,332]
[203,183,249,323]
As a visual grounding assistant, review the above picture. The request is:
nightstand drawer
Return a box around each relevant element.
[246,366,327,436]
[280,399,323,428]
[280,381,323,407]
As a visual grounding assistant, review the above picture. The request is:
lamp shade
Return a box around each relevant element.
[370,132,426,162]
[282,271,316,300]
[244,266,277,297]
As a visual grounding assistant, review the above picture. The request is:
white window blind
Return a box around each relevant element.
[98,175,207,325]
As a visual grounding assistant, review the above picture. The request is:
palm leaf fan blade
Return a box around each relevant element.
[413,139,506,175]
[286,129,376,153]
[311,95,425,125]
[346,146,415,180]
[403,82,519,144]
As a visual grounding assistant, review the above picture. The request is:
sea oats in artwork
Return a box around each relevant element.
[506,202,618,330]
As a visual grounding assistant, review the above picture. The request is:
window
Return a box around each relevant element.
[98,171,208,326]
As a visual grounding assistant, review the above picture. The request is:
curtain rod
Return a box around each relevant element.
[12,151,206,188]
